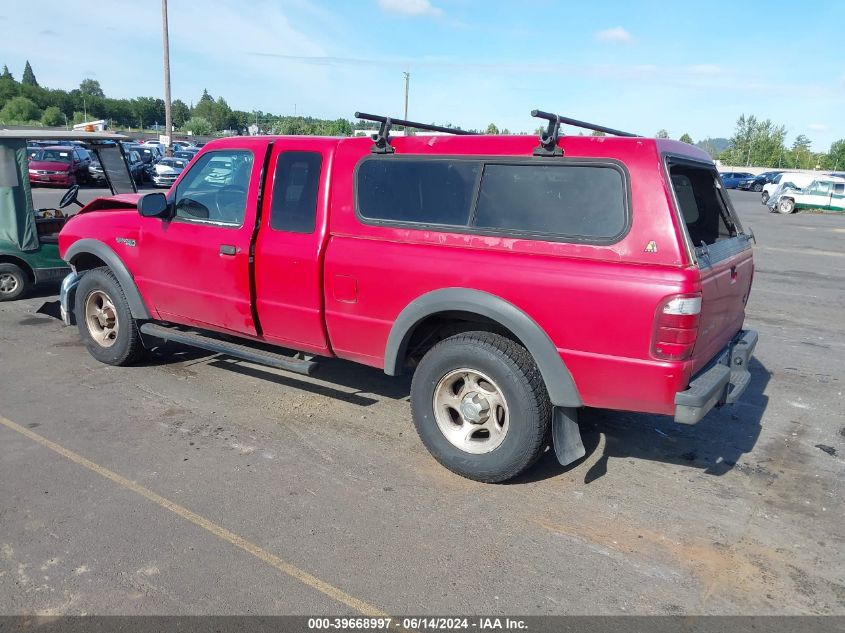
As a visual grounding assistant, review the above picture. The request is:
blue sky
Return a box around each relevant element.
[3,0,844,149]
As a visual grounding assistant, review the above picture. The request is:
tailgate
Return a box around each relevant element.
[691,243,753,372]
[666,157,755,373]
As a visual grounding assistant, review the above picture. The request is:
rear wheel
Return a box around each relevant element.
[0,263,28,301]
[752,182,763,192]
[778,198,795,214]
[75,267,145,365]
[761,191,770,204]
[410,331,551,483]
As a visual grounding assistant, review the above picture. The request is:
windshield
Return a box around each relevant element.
[159,158,187,168]
[37,149,72,163]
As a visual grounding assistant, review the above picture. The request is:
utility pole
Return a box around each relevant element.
[161,0,173,156]
[403,71,410,120]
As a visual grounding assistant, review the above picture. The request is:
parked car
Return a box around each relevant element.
[719,171,755,189]
[126,150,147,184]
[173,150,198,161]
[57,116,757,482]
[767,175,845,214]
[738,171,781,192]
[171,140,195,152]
[761,172,818,203]
[151,157,188,187]
[88,158,106,184]
[27,146,90,187]
[125,144,161,179]
[0,130,135,301]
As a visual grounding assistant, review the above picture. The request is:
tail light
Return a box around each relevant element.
[652,294,701,361]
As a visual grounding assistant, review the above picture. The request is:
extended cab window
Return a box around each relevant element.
[270,152,322,233]
[173,150,253,226]
[473,164,626,239]
[357,159,481,225]
[669,163,739,248]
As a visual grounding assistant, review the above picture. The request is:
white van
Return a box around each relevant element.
[761,172,817,204]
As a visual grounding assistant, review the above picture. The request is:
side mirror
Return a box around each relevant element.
[138,192,170,218]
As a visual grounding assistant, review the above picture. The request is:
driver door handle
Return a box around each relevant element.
[219,244,237,256]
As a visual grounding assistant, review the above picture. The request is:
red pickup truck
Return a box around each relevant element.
[57,112,757,482]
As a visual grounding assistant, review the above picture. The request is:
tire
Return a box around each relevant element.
[761,192,769,204]
[74,267,145,365]
[0,262,28,301]
[410,331,551,483]
[752,183,763,192]
[778,198,795,214]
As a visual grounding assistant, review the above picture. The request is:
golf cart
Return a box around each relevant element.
[0,130,136,300]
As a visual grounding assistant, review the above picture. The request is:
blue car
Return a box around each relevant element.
[719,171,755,189]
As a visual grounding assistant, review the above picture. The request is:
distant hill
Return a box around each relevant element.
[696,137,730,157]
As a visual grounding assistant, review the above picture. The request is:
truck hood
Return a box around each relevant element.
[77,193,143,214]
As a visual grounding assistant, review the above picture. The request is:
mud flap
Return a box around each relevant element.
[552,406,585,466]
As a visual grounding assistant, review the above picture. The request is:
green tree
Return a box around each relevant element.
[790,134,812,169]
[182,116,214,136]
[193,89,216,122]
[318,118,353,136]
[41,106,64,127]
[485,123,499,134]
[821,139,845,171]
[0,95,40,122]
[656,129,669,139]
[0,72,18,106]
[1,65,12,80]
[720,114,786,167]
[79,78,105,98]
[679,133,693,144]
[172,99,190,127]
[211,97,234,131]
[591,130,606,137]
[131,96,163,129]
[21,60,38,87]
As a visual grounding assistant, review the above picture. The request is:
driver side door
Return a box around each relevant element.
[135,146,267,335]
[797,180,833,211]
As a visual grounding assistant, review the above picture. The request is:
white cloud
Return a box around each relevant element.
[378,0,443,18]
[595,27,633,43]
[688,64,721,76]
[807,123,827,131]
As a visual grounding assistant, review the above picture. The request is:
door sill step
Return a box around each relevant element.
[139,323,319,376]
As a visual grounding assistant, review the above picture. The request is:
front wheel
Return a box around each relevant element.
[752,183,763,192]
[778,198,795,214]
[761,191,770,204]
[75,267,145,365]
[0,263,28,301]
[410,331,551,483]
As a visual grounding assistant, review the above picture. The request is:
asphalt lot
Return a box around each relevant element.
[1,189,843,616]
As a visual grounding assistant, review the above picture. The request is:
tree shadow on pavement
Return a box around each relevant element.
[511,357,771,485]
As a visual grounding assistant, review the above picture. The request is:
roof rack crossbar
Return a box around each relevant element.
[532,109,640,139]
[355,111,477,154]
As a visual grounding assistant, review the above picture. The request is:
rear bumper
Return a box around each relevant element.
[674,329,758,424]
